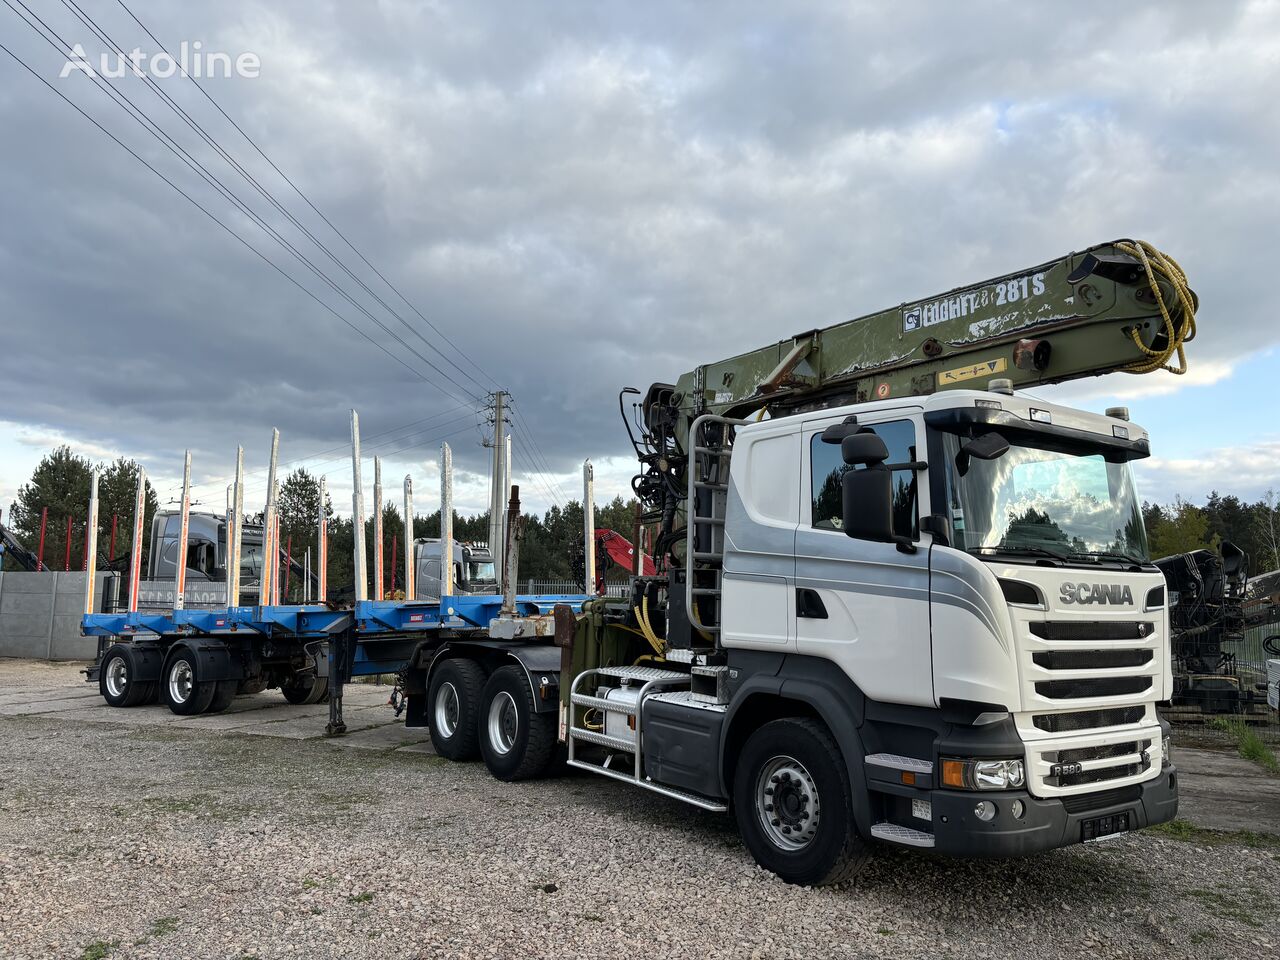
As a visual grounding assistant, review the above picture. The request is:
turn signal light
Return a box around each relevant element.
[942,759,966,788]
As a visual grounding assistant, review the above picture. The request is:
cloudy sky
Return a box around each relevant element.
[1,0,1277,522]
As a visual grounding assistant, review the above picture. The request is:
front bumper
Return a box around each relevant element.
[928,766,1178,857]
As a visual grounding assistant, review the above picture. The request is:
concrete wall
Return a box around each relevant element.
[0,571,110,661]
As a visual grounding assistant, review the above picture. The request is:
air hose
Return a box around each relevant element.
[1116,240,1199,375]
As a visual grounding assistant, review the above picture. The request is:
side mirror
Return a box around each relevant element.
[956,431,1010,477]
[841,431,889,466]
[841,466,894,542]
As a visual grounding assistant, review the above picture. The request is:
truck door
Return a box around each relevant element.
[794,411,934,709]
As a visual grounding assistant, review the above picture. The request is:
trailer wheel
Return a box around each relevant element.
[428,658,486,760]
[98,644,152,708]
[161,648,218,715]
[733,717,870,886]
[281,675,328,705]
[206,680,237,714]
[479,665,557,781]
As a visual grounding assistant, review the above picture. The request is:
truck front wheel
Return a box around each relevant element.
[733,717,870,886]
[478,665,556,781]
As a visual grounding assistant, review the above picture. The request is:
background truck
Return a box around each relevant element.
[399,239,1193,884]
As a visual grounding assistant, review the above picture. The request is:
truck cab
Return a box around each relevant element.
[413,538,499,599]
[146,510,265,602]
[712,386,1175,865]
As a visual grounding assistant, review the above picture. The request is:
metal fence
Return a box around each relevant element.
[1163,612,1280,753]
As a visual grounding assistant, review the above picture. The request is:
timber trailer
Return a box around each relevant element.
[84,239,1195,885]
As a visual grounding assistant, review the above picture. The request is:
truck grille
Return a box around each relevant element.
[1042,737,1153,789]
[1032,706,1144,732]
[1035,677,1152,699]
[1060,784,1142,814]
[1032,649,1153,670]
[1019,610,1163,796]
[1030,621,1153,641]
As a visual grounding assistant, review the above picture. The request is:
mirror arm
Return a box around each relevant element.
[894,536,917,555]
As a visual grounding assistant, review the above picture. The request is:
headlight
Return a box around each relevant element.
[942,757,1026,790]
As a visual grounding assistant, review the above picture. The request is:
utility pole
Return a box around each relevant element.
[486,391,508,577]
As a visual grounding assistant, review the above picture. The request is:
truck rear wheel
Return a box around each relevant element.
[162,648,218,715]
[281,675,327,705]
[478,665,556,781]
[99,644,153,708]
[428,658,486,760]
[733,717,870,886]
[206,680,237,714]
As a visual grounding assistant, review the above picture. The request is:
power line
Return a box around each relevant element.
[61,0,489,403]
[114,0,501,395]
[114,0,576,495]
[0,41,450,394]
[5,0,482,406]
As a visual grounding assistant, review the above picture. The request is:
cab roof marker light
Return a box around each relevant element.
[975,399,1002,410]
[1029,408,1052,424]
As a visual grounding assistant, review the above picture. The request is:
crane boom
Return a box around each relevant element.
[648,238,1196,430]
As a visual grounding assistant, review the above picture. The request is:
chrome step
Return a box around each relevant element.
[691,664,728,676]
[570,692,635,716]
[592,665,688,683]
[870,822,935,848]
[570,727,635,752]
[865,753,933,774]
[647,689,727,713]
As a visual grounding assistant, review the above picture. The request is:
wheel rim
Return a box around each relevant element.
[434,681,459,738]
[104,656,128,698]
[169,659,194,705]
[756,755,821,851]
[487,691,519,756]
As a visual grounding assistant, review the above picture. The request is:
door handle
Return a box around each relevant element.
[796,588,828,619]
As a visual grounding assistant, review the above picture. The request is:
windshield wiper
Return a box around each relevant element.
[1070,550,1147,567]
[973,545,1070,564]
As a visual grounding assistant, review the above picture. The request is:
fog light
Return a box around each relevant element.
[1011,799,1025,819]
[974,800,996,822]
[1162,735,1173,766]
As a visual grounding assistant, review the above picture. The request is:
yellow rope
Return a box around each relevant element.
[1114,240,1198,375]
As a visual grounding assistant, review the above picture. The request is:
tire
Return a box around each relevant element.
[98,644,152,708]
[733,717,871,886]
[161,648,218,715]
[206,680,237,714]
[281,675,328,705]
[478,665,557,782]
[428,658,487,760]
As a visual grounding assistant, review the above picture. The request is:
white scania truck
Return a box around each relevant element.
[401,239,1193,884]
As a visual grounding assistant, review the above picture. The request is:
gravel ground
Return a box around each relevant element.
[1,711,1278,960]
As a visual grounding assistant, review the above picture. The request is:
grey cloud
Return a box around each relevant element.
[1,0,1277,512]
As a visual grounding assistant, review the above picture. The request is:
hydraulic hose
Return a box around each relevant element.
[1116,240,1198,375]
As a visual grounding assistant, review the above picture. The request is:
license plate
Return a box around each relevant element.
[1082,811,1130,843]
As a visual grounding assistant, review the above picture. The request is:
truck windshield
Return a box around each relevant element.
[938,432,1149,563]
[468,561,496,583]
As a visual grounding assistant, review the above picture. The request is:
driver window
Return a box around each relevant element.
[810,419,919,539]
